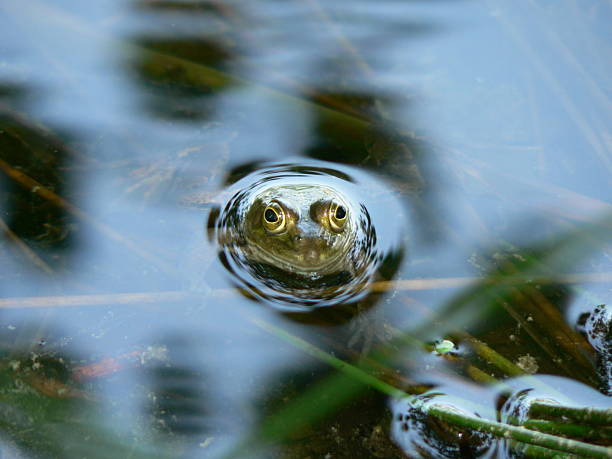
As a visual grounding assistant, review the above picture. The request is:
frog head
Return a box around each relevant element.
[243,185,356,277]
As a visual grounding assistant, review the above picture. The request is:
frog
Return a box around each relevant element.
[205,160,400,314]
[234,184,357,278]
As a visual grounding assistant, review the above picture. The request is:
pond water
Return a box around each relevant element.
[0,1,611,457]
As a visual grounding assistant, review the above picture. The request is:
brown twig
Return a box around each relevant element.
[372,271,612,293]
[0,291,190,309]
[72,345,168,382]
[2,271,610,309]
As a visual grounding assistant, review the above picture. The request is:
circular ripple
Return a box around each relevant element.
[210,159,404,311]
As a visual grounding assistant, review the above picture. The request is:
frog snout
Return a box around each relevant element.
[291,234,312,248]
[291,234,327,259]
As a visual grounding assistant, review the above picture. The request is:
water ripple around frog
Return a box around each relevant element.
[209,159,405,312]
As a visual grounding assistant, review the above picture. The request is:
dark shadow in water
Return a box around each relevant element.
[0,83,78,268]
[0,82,29,107]
[254,360,406,458]
[126,1,239,122]
[144,335,210,439]
[132,0,224,14]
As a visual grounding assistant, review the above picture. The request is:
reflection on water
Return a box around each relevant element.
[209,160,404,310]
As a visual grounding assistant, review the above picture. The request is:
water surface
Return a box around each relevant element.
[0,0,610,457]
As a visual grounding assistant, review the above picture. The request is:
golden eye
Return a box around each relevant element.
[263,204,286,233]
[329,202,347,233]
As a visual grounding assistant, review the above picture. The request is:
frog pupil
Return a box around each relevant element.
[335,205,346,220]
[265,208,278,223]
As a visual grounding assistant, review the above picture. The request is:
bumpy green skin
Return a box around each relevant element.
[241,185,357,277]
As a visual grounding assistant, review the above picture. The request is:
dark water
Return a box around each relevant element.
[0,1,611,457]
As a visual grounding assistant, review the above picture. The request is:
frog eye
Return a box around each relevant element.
[263,204,286,233]
[328,202,347,233]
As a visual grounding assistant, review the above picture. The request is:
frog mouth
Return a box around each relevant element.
[243,240,353,276]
